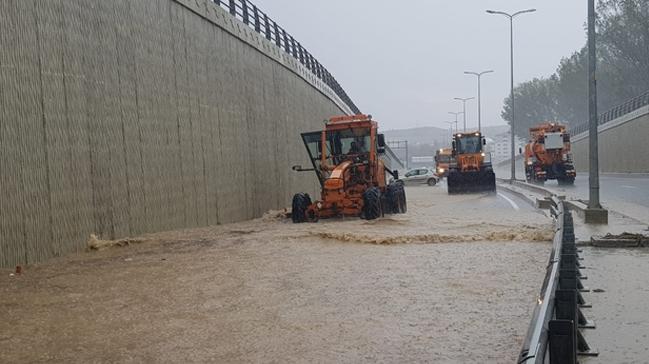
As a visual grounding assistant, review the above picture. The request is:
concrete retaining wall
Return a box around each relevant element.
[572,106,649,173]
[0,0,347,267]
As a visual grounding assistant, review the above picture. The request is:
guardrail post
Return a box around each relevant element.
[228,0,236,16]
[263,13,271,40]
[549,320,577,364]
[241,0,249,25]
[252,5,261,32]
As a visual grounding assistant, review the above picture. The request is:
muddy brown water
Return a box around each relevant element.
[1,187,552,363]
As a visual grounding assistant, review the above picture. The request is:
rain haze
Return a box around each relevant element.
[253,0,588,130]
[3,1,649,363]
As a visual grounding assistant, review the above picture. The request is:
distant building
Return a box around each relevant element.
[489,132,525,163]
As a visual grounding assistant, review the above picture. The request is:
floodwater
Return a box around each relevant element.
[1,186,552,363]
[580,247,649,364]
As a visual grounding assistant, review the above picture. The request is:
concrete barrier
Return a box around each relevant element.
[0,0,350,267]
[572,105,649,173]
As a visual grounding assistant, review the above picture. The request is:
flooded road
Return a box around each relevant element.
[1,186,552,363]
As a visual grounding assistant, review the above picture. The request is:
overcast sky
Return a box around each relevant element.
[253,0,588,131]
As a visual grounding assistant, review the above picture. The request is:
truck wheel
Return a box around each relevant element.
[362,187,382,220]
[291,193,311,223]
[399,184,407,213]
[427,178,437,186]
[385,184,398,214]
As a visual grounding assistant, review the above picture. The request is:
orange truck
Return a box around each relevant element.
[291,114,406,222]
[434,148,453,177]
[523,122,576,185]
[447,131,496,194]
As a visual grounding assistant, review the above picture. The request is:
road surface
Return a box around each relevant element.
[1,185,551,363]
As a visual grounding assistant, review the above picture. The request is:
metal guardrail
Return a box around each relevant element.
[212,0,360,114]
[570,89,649,136]
[517,193,597,363]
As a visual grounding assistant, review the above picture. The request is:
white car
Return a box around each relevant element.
[399,167,440,186]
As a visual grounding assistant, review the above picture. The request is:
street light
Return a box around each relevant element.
[486,8,536,181]
[453,97,474,132]
[464,70,494,133]
[448,111,463,132]
[445,121,456,139]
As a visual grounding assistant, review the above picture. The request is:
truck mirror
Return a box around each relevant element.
[483,138,487,146]
[377,134,386,148]
[393,170,399,180]
[452,141,456,150]
[519,147,522,154]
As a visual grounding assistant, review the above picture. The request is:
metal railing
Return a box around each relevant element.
[213,0,360,114]
[517,194,597,363]
[570,89,649,136]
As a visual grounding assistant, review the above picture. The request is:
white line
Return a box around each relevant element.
[620,185,638,189]
[498,192,520,211]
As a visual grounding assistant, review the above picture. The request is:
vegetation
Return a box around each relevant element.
[503,0,649,137]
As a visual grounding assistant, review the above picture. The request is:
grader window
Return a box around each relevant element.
[327,128,371,157]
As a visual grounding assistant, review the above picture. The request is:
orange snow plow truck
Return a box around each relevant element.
[291,114,406,222]
[523,122,576,185]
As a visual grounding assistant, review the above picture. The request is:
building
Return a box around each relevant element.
[489,132,525,163]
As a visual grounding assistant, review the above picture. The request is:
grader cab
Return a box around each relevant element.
[291,114,406,222]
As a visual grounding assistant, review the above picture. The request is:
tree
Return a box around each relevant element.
[501,0,649,133]
[501,77,559,138]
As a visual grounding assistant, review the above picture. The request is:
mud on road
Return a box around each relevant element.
[1,186,552,363]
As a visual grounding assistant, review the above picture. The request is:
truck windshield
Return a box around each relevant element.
[457,136,481,154]
[437,155,452,163]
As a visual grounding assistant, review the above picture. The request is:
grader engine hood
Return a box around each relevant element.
[324,161,351,191]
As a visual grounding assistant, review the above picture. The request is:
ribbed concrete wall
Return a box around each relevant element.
[572,106,649,173]
[0,0,347,267]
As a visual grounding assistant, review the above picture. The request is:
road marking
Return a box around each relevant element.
[497,192,520,211]
[620,185,638,189]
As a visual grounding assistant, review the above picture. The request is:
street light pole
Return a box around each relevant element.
[464,70,494,133]
[445,121,455,139]
[585,0,607,223]
[487,8,536,181]
[448,112,463,134]
[454,97,474,132]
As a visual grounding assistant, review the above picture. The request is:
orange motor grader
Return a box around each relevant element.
[291,114,406,222]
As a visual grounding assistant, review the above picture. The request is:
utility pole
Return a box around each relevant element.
[454,97,474,132]
[586,0,608,223]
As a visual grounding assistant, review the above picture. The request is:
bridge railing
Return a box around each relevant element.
[213,0,360,114]
[515,191,597,363]
[570,89,649,136]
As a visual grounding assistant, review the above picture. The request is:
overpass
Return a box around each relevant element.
[0,0,360,267]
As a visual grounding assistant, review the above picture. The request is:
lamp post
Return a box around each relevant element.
[454,97,474,132]
[464,70,494,133]
[586,0,607,223]
[445,121,456,139]
[486,8,536,181]
[448,111,463,134]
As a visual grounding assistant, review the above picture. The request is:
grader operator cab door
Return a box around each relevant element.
[301,131,326,186]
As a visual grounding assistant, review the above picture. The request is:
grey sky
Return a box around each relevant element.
[253,0,588,131]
